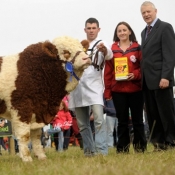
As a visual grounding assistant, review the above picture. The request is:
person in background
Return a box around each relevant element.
[69,17,113,156]
[140,1,175,151]
[89,110,95,141]
[0,119,5,127]
[0,119,7,151]
[62,94,71,150]
[104,98,118,147]
[143,104,150,140]
[53,94,72,151]
[104,21,147,153]
[173,69,175,110]
[70,110,83,149]
[47,100,72,152]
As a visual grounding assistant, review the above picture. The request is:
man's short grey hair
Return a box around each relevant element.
[141,1,156,9]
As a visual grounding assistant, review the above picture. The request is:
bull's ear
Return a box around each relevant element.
[63,50,71,59]
[42,41,58,58]
[81,40,89,53]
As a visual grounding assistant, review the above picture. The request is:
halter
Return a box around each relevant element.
[64,51,82,81]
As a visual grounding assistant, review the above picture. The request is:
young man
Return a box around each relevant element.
[69,18,113,156]
[140,1,175,151]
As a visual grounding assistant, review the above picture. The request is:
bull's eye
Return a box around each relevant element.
[64,53,71,59]
[63,50,71,59]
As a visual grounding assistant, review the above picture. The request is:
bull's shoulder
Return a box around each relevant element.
[11,41,68,124]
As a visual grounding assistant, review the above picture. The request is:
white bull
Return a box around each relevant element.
[0,36,91,162]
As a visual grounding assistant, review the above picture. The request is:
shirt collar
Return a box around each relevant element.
[147,18,158,28]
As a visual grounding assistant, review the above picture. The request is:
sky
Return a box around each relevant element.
[0,0,174,55]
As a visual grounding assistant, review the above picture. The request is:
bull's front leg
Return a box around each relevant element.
[11,110,32,162]
[13,122,32,162]
[30,128,47,160]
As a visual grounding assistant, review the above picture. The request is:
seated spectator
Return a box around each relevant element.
[69,110,83,149]
[0,118,5,127]
[53,126,71,151]
[0,119,7,152]
[0,137,7,151]
[47,100,72,152]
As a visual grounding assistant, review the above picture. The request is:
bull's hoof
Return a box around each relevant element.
[38,156,47,161]
[22,156,33,162]
[34,153,47,160]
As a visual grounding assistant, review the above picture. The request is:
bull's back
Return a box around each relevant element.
[0,55,19,111]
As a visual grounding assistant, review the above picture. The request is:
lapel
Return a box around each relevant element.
[142,19,161,47]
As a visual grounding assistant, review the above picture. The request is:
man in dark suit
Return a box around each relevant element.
[140,1,175,151]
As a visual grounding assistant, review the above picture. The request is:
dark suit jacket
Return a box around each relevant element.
[141,19,175,90]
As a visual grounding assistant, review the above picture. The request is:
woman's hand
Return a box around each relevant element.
[127,73,134,81]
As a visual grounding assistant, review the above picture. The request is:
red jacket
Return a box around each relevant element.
[51,110,72,130]
[104,42,142,99]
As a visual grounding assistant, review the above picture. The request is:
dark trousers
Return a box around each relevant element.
[143,84,175,146]
[54,129,71,150]
[0,137,6,150]
[112,91,147,152]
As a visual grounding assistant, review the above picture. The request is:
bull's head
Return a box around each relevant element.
[48,36,92,92]
[52,36,91,72]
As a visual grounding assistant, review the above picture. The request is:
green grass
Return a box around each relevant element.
[1,144,175,175]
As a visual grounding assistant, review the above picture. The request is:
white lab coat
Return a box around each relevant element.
[69,38,113,109]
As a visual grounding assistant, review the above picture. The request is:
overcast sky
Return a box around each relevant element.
[0,0,174,55]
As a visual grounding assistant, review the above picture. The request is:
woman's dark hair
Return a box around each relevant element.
[113,21,137,42]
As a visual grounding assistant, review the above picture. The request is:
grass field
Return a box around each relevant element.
[0,144,175,175]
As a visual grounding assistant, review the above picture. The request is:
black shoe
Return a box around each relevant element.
[153,143,167,152]
[117,147,129,154]
[134,148,145,153]
[165,142,175,150]
[117,143,130,153]
[133,143,147,153]
[116,150,129,154]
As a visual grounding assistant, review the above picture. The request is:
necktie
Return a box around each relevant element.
[147,25,152,36]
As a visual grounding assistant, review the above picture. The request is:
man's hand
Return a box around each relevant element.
[96,43,107,56]
[159,78,169,89]
[106,97,112,101]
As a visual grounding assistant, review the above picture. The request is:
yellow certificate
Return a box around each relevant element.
[114,57,129,81]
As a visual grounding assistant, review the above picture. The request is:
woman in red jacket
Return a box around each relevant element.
[47,100,72,152]
[104,21,146,153]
